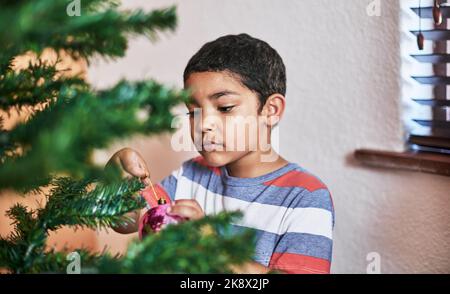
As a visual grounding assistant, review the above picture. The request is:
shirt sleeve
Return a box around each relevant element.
[158,172,178,202]
[268,188,334,274]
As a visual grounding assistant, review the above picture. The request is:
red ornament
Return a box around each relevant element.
[139,199,186,239]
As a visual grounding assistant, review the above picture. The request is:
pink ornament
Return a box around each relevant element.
[139,203,186,239]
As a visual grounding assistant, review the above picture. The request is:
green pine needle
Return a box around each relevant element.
[0,0,255,274]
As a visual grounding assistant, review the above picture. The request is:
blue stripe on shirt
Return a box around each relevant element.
[174,159,333,212]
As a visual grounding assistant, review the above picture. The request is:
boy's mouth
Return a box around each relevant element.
[202,140,224,152]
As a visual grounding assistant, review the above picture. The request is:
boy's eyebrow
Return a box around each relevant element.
[186,90,239,105]
[186,98,199,106]
[208,90,240,99]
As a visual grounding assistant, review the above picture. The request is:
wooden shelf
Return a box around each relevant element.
[354,149,450,177]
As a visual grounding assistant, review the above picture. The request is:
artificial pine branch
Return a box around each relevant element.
[0,0,255,274]
[1,210,256,274]
[0,60,86,111]
[1,177,147,273]
[0,80,189,191]
[104,212,255,274]
[0,1,177,61]
[39,177,146,231]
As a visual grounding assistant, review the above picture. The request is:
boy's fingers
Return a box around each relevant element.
[119,149,150,179]
[167,204,203,220]
[174,199,202,211]
[141,176,151,186]
[123,160,149,179]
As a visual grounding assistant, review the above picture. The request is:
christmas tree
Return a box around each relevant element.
[0,0,254,273]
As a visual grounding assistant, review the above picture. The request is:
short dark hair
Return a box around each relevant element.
[183,33,286,110]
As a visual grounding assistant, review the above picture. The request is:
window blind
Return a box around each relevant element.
[407,0,450,154]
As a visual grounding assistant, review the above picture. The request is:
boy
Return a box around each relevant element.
[109,34,334,274]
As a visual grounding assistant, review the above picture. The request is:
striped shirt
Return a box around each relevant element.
[140,156,334,274]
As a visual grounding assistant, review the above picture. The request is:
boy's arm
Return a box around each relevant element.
[105,147,150,234]
[268,189,334,274]
[111,210,141,234]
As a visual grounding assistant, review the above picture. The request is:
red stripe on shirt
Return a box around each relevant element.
[263,170,326,192]
[269,252,330,274]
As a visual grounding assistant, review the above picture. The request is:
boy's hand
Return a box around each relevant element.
[105,147,150,186]
[105,147,149,234]
[167,199,204,220]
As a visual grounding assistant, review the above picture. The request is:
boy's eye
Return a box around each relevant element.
[218,105,235,113]
[186,108,199,117]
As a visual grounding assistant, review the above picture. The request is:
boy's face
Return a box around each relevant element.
[185,71,268,167]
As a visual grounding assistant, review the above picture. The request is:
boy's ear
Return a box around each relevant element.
[261,93,285,127]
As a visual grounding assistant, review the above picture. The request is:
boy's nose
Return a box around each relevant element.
[201,113,220,133]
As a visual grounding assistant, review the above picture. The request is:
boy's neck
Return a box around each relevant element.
[225,148,289,178]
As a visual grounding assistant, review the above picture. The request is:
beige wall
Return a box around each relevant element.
[85,0,448,273]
